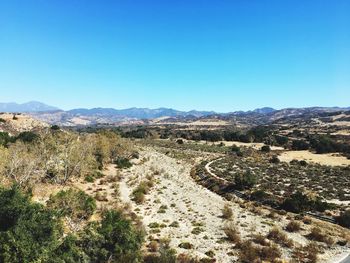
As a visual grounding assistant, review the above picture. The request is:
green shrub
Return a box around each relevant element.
[281,192,334,213]
[337,210,350,228]
[261,145,271,152]
[50,125,60,131]
[178,242,193,249]
[0,186,144,263]
[0,186,63,263]
[114,157,133,169]
[0,132,13,147]
[80,210,144,262]
[234,171,257,190]
[16,131,39,143]
[85,175,95,183]
[269,155,280,164]
[132,180,153,204]
[47,188,96,220]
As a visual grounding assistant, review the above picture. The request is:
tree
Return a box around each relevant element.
[291,140,309,150]
[6,141,45,186]
[261,145,271,152]
[47,189,96,221]
[337,210,350,228]
[79,210,144,262]
[0,186,63,263]
[16,132,39,143]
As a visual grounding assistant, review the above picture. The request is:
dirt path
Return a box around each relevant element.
[204,157,227,183]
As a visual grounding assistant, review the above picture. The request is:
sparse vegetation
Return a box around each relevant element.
[222,204,233,219]
[47,188,96,220]
[266,227,293,248]
[224,222,241,244]
[306,227,334,246]
[285,220,301,232]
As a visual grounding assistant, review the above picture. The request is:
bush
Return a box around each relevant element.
[307,227,334,246]
[50,125,60,131]
[281,191,334,213]
[79,210,144,262]
[176,139,184,144]
[222,204,233,219]
[16,131,39,143]
[266,227,293,248]
[269,155,280,164]
[231,145,240,152]
[224,222,241,244]
[0,186,144,263]
[292,140,309,150]
[0,186,63,262]
[132,180,152,204]
[238,241,281,263]
[261,145,271,152]
[250,190,269,201]
[286,221,301,232]
[85,174,95,183]
[114,157,132,169]
[0,132,13,147]
[178,242,194,249]
[337,210,350,228]
[47,188,96,220]
[275,135,288,146]
[234,171,257,190]
[292,243,319,263]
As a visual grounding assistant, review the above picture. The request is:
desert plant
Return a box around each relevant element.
[286,220,301,232]
[306,227,334,246]
[222,204,233,219]
[224,222,241,244]
[114,157,132,169]
[178,242,194,249]
[47,188,96,220]
[261,145,271,152]
[336,209,350,228]
[238,240,281,263]
[266,227,293,248]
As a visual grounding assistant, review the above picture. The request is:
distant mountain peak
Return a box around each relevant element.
[252,107,276,114]
[0,101,60,112]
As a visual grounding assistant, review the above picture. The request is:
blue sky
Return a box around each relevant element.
[0,0,349,112]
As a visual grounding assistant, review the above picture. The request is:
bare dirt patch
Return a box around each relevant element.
[279,150,350,166]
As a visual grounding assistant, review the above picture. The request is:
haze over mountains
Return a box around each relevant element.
[1,101,349,126]
[0,101,60,113]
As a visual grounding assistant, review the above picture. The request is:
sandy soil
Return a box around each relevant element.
[117,147,349,262]
[279,150,350,166]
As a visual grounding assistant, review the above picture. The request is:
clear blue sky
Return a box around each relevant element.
[0,0,349,112]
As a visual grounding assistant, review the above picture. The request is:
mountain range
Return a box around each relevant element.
[1,101,349,126]
[0,101,60,113]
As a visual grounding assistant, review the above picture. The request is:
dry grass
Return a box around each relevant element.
[222,204,233,219]
[292,243,319,263]
[238,240,282,263]
[306,227,334,246]
[224,221,241,244]
[251,233,270,246]
[286,220,301,232]
[266,227,294,248]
